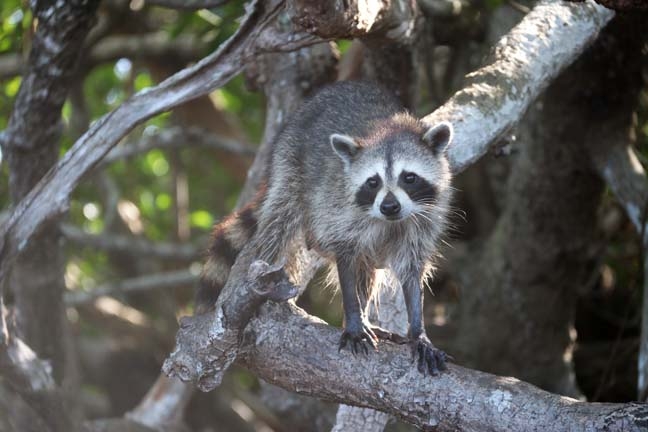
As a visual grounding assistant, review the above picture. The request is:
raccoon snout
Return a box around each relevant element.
[380,192,401,217]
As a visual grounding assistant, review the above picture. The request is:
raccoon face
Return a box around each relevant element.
[331,121,453,222]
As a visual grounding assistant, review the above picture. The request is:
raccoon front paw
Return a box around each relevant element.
[410,335,449,376]
[338,322,379,355]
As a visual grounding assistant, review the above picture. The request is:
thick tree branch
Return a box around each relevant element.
[1,0,100,404]
[425,0,614,173]
[287,0,419,41]
[167,298,648,431]
[567,0,648,11]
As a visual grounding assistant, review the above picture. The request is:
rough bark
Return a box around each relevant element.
[0,299,76,431]
[0,3,99,429]
[567,0,648,11]
[287,0,418,41]
[422,0,614,173]
[1,0,100,387]
[168,299,648,431]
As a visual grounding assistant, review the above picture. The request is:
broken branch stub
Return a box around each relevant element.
[163,259,298,391]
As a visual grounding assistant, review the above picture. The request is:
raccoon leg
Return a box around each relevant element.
[336,256,392,354]
[355,266,407,344]
[397,263,449,376]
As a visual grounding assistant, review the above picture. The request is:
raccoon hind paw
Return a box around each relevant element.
[410,335,449,376]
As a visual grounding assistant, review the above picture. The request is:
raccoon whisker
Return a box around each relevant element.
[440,238,454,249]
[410,214,424,233]
[414,211,436,225]
[447,207,467,222]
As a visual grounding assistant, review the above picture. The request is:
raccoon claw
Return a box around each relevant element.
[338,324,379,355]
[410,335,448,376]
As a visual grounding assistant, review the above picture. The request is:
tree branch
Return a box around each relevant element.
[566,0,648,11]
[287,0,419,41]
[591,140,648,399]
[64,269,198,306]
[101,126,255,166]
[144,0,230,10]
[0,299,76,431]
[0,32,208,80]
[1,0,101,402]
[424,0,614,173]
[167,296,648,431]
[62,224,204,262]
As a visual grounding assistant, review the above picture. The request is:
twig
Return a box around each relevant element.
[591,140,648,399]
[506,0,531,14]
[61,224,204,261]
[64,269,198,306]
[126,375,193,428]
[101,126,255,166]
[144,0,231,10]
[0,32,208,80]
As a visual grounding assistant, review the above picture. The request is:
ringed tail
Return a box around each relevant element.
[194,197,260,314]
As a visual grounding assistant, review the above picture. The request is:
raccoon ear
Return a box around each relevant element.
[330,133,359,164]
[422,121,453,154]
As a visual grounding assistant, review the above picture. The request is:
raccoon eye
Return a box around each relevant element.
[366,177,380,188]
[403,173,418,184]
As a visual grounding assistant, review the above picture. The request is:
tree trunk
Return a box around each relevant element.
[452,13,645,396]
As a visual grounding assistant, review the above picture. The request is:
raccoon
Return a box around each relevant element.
[197,81,453,375]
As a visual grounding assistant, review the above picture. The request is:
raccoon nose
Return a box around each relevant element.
[380,192,401,216]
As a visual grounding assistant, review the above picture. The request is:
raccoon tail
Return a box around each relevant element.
[194,197,260,314]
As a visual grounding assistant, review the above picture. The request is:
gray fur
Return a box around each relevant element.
[248,81,453,354]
